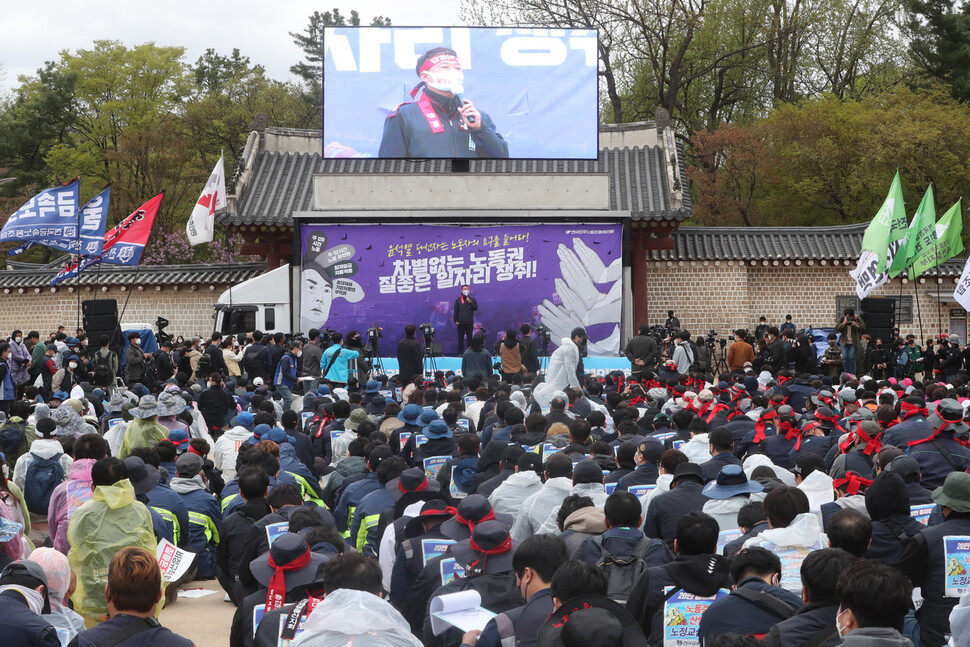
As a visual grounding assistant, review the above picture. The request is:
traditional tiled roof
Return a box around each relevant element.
[0,260,266,289]
[225,138,691,226]
[648,223,965,276]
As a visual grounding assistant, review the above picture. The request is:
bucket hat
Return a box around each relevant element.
[932,471,970,513]
[702,464,763,499]
[130,395,160,419]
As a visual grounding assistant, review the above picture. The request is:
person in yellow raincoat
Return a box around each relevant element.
[67,457,157,626]
[118,395,168,460]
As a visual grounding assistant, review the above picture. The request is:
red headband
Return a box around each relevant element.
[753,410,779,444]
[419,53,459,76]
[456,508,495,531]
[265,549,312,612]
[399,476,429,494]
[899,401,929,420]
[832,472,873,496]
[468,534,513,574]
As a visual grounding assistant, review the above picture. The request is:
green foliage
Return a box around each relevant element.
[688,86,970,234]
[906,0,970,100]
[289,9,391,85]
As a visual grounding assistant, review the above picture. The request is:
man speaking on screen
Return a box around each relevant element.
[378,47,510,158]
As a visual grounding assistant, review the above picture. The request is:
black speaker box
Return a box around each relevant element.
[82,299,118,317]
[866,312,896,330]
[84,314,119,332]
[862,297,895,314]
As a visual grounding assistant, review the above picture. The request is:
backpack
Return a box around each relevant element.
[592,535,658,605]
[0,422,25,459]
[196,353,212,379]
[242,344,264,379]
[24,452,64,514]
[93,350,113,386]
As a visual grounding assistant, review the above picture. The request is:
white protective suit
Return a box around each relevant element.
[292,588,422,647]
[510,476,572,542]
[532,338,581,408]
[488,471,543,517]
[537,482,609,535]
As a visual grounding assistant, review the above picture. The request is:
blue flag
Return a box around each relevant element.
[9,187,109,257]
[0,179,81,250]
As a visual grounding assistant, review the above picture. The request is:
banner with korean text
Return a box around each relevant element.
[299,223,623,356]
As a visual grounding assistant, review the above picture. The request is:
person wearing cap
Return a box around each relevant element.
[895,471,970,647]
[229,532,327,647]
[169,452,222,580]
[67,457,156,625]
[615,439,662,492]
[885,454,933,505]
[643,462,710,549]
[421,520,524,646]
[124,331,151,386]
[156,392,189,435]
[698,546,804,642]
[532,328,587,409]
[401,408,442,465]
[118,395,169,460]
[510,454,574,542]
[578,491,671,575]
[388,499,457,607]
[475,444,525,500]
[942,333,964,381]
[701,464,764,532]
[0,559,60,647]
[907,398,970,489]
[349,458,412,556]
[627,510,732,643]
[268,430,325,507]
[331,408,371,467]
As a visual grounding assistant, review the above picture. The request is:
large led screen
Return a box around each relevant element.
[323,27,599,160]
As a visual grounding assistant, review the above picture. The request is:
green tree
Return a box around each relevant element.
[906,0,970,100]
[289,9,392,86]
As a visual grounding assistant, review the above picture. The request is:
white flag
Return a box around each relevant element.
[954,257,970,312]
[849,241,901,300]
[186,155,226,246]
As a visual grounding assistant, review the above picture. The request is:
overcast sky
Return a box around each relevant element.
[0,1,465,93]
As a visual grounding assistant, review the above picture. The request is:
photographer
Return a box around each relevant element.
[835,307,866,375]
[625,324,659,379]
[766,327,786,368]
[397,324,423,383]
[671,331,695,375]
[320,332,359,387]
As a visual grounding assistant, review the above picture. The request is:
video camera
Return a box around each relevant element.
[419,322,436,346]
[319,327,338,345]
[535,323,552,355]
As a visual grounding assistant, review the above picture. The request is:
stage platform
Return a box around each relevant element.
[362,356,632,377]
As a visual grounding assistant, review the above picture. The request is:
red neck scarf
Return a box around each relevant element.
[265,549,312,612]
[778,376,792,386]
[781,421,800,441]
[456,509,495,532]
[400,476,429,494]
[467,534,513,575]
[908,413,967,447]
[753,410,779,443]
[833,472,873,496]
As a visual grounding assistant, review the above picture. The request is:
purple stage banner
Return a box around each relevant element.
[299,223,623,356]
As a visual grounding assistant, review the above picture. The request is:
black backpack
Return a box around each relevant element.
[24,452,64,514]
[93,350,113,386]
[0,422,25,459]
[242,344,265,379]
[592,535,661,606]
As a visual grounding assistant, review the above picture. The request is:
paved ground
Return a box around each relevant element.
[160,579,235,647]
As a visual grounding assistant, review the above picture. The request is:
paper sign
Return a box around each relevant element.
[109,418,125,430]
[717,529,743,555]
[330,429,344,445]
[541,443,563,462]
[464,395,477,407]
[606,483,618,495]
[430,589,496,636]
[266,522,289,545]
[440,557,466,585]
[301,412,313,426]
[772,546,812,592]
[671,440,687,450]
[653,431,676,442]
[422,538,456,566]
[156,538,196,583]
[457,419,469,431]
[944,536,970,597]
[379,390,394,401]
[416,433,428,447]
[399,432,412,453]
[395,387,403,401]
[253,604,266,638]
[911,503,934,525]
[662,587,728,647]
[423,456,450,479]
[450,465,468,501]
[66,479,93,521]
[628,484,657,498]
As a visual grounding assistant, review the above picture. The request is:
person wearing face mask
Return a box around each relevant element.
[454,284,478,355]
[378,47,509,159]
[273,341,302,411]
[866,337,891,380]
[51,354,79,395]
[125,331,151,386]
[0,343,14,415]
[0,560,60,647]
[833,559,912,647]
[6,331,30,398]
[820,333,843,378]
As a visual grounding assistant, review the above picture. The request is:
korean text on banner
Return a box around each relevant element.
[156,538,196,583]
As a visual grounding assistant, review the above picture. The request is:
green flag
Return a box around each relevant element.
[888,185,936,279]
[911,198,964,278]
[861,171,908,273]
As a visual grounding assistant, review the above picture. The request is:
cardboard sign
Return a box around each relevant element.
[605,482,618,495]
[662,587,728,647]
[266,522,289,546]
[944,536,970,597]
[911,503,934,526]
[440,557,467,585]
[423,456,449,479]
[541,443,563,462]
[628,484,657,498]
[399,432,412,453]
[717,529,743,555]
[464,395,477,407]
[421,538,456,566]
[156,538,195,583]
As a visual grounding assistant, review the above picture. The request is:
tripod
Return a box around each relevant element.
[423,341,438,377]
[369,342,386,377]
[711,342,728,375]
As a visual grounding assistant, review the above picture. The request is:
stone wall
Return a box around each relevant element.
[643,259,964,341]
[0,285,228,339]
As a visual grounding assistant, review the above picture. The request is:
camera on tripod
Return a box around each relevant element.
[419,322,436,347]
[367,324,383,344]
[535,323,552,355]
[319,327,338,345]
[706,329,718,348]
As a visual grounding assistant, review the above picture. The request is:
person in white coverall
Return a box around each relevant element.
[532,327,587,408]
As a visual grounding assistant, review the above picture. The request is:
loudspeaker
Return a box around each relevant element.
[869,328,894,344]
[84,314,118,332]
[866,312,895,330]
[862,297,895,314]
[88,327,122,348]
[82,299,118,317]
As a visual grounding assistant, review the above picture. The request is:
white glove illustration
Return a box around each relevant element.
[537,238,622,355]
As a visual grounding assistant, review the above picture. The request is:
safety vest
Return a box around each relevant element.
[188,510,220,545]
[285,471,325,508]
[152,506,182,546]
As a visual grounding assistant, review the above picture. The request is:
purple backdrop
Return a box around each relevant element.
[299,223,623,356]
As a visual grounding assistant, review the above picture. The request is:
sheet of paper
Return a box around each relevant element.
[156,538,196,583]
[177,588,217,599]
[430,590,496,635]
